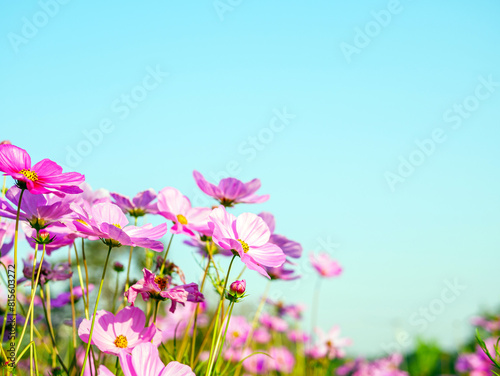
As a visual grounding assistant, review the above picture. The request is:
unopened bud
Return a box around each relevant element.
[113,261,124,272]
[227,279,246,302]
[0,140,11,145]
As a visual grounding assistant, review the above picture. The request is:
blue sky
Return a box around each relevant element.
[1,0,500,356]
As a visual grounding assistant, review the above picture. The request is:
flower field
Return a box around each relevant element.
[0,142,498,376]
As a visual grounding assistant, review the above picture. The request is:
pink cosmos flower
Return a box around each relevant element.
[70,201,168,252]
[157,187,211,236]
[0,144,84,197]
[111,189,158,217]
[260,312,288,332]
[156,302,207,342]
[208,206,286,278]
[287,329,310,343]
[0,186,75,230]
[125,268,204,313]
[309,252,343,278]
[0,221,14,257]
[98,342,195,376]
[78,306,159,355]
[223,316,251,347]
[193,170,269,206]
[258,212,303,280]
[242,350,274,375]
[78,182,110,205]
[269,346,295,374]
[311,325,352,359]
[253,327,271,343]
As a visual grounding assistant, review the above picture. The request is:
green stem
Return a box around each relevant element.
[159,233,174,275]
[73,242,89,319]
[11,188,24,361]
[80,245,113,376]
[124,217,138,292]
[205,255,236,376]
[112,270,120,314]
[40,285,69,375]
[213,301,235,372]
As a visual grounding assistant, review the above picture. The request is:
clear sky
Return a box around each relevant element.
[1,0,500,356]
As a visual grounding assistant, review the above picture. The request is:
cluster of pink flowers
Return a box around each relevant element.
[0,142,359,376]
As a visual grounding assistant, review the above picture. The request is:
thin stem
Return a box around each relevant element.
[205,255,236,376]
[80,245,113,376]
[81,238,90,310]
[12,188,25,361]
[16,243,47,353]
[124,217,138,292]
[68,246,78,371]
[40,286,69,375]
[213,301,235,372]
[233,280,271,376]
[159,233,175,275]
[73,242,89,319]
[311,277,322,341]
[29,240,39,376]
[112,270,120,314]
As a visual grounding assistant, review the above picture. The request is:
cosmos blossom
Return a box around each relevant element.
[157,186,211,236]
[0,144,84,197]
[98,342,195,376]
[310,325,352,359]
[208,206,286,278]
[0,186,75,231]
[309,251,343,278]
[193,170,269,206]
[0,221,15,257]
[111,188,158,217]
[70,201,168,252]
[78,306,159,355]
[125,268,204,313]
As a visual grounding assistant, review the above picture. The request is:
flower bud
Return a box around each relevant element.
[230,279,246,295]
[0,140,11,145]
[113,261,124,272]
[34,230,54,244]
[227,279,246,302]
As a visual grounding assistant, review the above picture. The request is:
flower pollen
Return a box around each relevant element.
[177,214,188,225]
[154,275,168,290]
[19,169,38,182]
[237,239,249,253]
[114,335,128,348]
[76,219,88,226]
[113,223,122,229]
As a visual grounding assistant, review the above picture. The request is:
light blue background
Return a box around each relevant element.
[1,0,499,356]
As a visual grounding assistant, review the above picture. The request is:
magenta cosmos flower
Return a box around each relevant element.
[125,268,204,313]
[70,201,168,252]
[193,170,269,206]
[208,206,286,278]
[78,306,159,355]
[0,221,14,257]
[157,187,211,236]
[309,251,342,278]
[0,144,84,196]
[98,342,195,376]
[111,189,158,217]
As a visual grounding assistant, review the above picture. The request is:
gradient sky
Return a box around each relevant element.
[1,0,499,356]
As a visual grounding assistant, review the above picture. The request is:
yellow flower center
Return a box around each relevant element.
[113,223,122,229]
[177,214,188,225]
[114,335,128,348]
[19,169,38,182]
[76,219,89,226]
[237,239,249,253]
[154,276,168,290]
